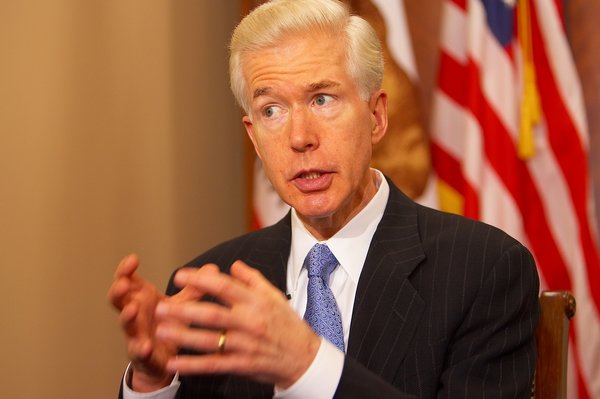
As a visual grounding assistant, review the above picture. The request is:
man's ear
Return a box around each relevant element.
[243,115,262,160]
[369,90,388,145]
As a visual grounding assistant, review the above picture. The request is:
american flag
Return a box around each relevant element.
[430,0,600,397]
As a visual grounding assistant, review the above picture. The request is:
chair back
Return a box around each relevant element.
[532,290,576,399]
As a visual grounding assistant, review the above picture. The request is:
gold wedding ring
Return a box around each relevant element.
[217,330,227,354]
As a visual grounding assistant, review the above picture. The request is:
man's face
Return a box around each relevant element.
[242,33,387,238]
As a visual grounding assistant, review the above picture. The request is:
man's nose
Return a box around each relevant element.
[288,107,319,152]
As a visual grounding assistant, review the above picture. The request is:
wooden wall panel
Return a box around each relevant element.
[568,0,600,232]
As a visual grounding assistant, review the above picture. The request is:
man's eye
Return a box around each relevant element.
[264,106,279,118]
[314,94,334,106]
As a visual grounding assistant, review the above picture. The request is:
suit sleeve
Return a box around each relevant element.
[335,242,539,399]
[435,242,540,398]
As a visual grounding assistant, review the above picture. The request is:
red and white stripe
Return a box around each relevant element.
[431,0,600,397]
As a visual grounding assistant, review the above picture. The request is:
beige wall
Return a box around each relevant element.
[0,1,242,398]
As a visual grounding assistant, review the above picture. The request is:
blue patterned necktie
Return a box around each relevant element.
[303,243,345,352]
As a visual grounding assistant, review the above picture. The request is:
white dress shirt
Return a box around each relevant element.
[123,170,389,399]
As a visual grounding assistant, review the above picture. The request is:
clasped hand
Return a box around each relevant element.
[108,255,320,392]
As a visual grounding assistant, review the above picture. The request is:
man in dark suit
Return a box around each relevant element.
[108,0,539,398]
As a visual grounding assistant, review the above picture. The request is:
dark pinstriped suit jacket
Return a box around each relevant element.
[158,179,539,398]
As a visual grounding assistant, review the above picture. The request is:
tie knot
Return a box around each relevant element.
[305,243,338,280]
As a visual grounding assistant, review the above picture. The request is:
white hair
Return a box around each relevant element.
[229,0,384,113]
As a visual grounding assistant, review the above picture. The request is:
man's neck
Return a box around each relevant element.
[298,170,382,241]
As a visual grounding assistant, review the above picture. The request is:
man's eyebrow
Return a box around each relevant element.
[253,87,271,99]
[252,80,340,99]
[307,80,340,91]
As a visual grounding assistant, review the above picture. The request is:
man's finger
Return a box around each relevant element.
[156,322,225,354]
[169,267,213,303]
[230,261,287,305]
[155,300,233,329]
[113,253,139,279]
[230,260,270,290]
[120,300,141,337]
[173,265,251,305]
[108,277,131,309]
[172,264,220,289]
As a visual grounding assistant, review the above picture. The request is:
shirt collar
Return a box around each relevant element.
[289,170,389,290]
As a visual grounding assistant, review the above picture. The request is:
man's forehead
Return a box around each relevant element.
[252,80,341,99]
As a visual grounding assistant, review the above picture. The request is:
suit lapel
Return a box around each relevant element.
[348,181,426,381]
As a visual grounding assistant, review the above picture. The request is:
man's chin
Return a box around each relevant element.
[291,198,335,218]
[293,205,337,224]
